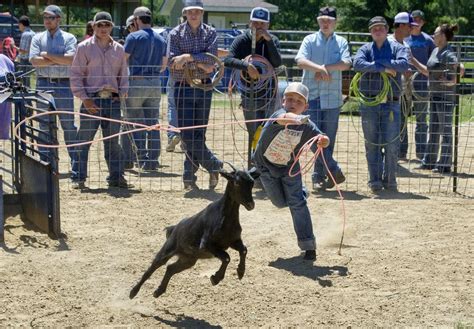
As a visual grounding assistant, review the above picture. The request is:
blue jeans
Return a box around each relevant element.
[306,98,342,183]
[360,102,401,189]
[175,83,222,183]
[413,101,429,159]
[259,167,316,251]
[422,96,454,170]
[36,78,77,164]
[71,98,123,182]
[121,78,161,166]
[166,77,179,140]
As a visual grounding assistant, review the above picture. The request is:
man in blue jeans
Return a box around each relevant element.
[353,16,409,193]
[69,12,129,189]
[168,0,223,190]
[295,6,351,192]
[122,6,167,171]
[29,5,77,166]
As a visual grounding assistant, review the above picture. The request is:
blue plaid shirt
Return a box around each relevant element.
[168,22,217,82]
[18,27,35,61]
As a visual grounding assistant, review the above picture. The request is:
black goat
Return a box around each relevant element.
[129,166,260,299]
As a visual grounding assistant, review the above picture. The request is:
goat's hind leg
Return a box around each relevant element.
[129,243,175,299]
[208,247,230,286]
[230,239,247,280]
[153,256,197,298]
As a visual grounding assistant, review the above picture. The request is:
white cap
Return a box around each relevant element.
[284,82,309,103]
[394,12,418,26]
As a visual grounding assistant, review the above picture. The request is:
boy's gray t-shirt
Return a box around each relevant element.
[253,109,323,176]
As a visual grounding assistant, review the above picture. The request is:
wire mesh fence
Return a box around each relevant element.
[1,63,473,197]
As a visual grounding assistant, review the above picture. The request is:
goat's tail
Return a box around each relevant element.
[165,225,176,239]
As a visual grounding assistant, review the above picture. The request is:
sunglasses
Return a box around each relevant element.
[43,16,57,21]
[97,22,112,28]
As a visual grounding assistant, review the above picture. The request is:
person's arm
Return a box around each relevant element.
[29,34,54,67]
[191,28,218,65]
[42,33,77,65]
[118,48,129,98]
[264,35,282,68]
[325,38,352,71]
[378,43,409,72]
[353,45,385,72]
[223,34,249,70]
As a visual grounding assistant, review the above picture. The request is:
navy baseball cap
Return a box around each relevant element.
[250,7,270,23]
[318,6,337,20]
[183,0,204,11]
[411,10,425,20]
[368,16,388,29]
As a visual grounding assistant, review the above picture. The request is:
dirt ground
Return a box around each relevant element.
[1,186,473,327]
[1,93,474,327]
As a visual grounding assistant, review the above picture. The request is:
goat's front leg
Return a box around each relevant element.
[153,256,197,298]
[208,246,230,286]
[230,239,247,280]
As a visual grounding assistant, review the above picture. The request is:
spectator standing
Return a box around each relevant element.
[353,16,409,193]
[0,54,15,140]
[1,36,17,62]
[224,7,281,151]
[405,10,436,161]
[83,21,94,41]
[416,24,459,174]
[17,15,35,87]
[121,7,167,171]
[253,82,329,261]
[29,5,77,165]
[295,6,351,191]
[168,0,223,190]
[69,12,129,189]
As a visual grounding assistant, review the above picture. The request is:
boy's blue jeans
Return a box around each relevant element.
[259,167,316,251]
[359,102,401,190]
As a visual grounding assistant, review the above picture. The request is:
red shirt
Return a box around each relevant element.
[1,37,17,61]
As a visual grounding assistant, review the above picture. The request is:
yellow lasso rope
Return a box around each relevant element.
[349,71,392,106]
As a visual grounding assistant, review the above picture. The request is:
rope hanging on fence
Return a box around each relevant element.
[183,52,225,91]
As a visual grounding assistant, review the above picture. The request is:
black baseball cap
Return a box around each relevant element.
[411,10,425,20]
[318,6,337,20]
[368,16,388,29]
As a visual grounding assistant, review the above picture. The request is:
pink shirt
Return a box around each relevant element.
[70,36,129,101]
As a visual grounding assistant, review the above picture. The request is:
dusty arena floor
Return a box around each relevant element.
[1,187,473,327]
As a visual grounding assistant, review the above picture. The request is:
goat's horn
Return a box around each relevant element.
[224,161,237,172]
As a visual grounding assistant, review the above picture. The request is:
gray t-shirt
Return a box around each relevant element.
[253,109,323,176]
[427,45,458,98]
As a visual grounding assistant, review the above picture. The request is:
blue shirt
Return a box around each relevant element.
[405,32,435,90]
[29,28,77,78]
[168,22,218,82]
[18,27,35,61]
[353,39,409,98]
[124,28,167,77]
[295,31,351,108]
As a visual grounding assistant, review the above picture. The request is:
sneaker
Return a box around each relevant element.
[303,250,316,261]
[184,181,199,191]
[166,135,181,152]
[414,164,433,170]
[432,167,451,174]
[209,172,219,190]
[312,181,327,192]
[108,177,132,188]
[370,185,383,193]
[141,161,158,171]
[326,171,346,189]
[71,181,85,190]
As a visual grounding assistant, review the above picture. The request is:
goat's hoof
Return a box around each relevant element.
[237,268,245,280]
[153,287,165,298]
[129,287,139,299]
[210,275,220,286]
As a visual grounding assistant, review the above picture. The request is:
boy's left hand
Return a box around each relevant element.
[317,135,330,148]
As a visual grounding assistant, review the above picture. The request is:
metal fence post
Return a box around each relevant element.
[453,44,461,193]
[1,174,4,242]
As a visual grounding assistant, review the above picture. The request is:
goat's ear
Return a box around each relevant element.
[219,168,234,181]
[249,167,261,179]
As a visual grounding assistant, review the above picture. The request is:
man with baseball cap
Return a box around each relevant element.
[388,12,425,162]
[120,6,167,171]
[353,16,409,193]
[224,6,281,162]
[30,5,78,166]
[253,82,330,261]
[70,11,130,189]
[295,6,351,192]
[405,10,435,161]
[168,0,223,190]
